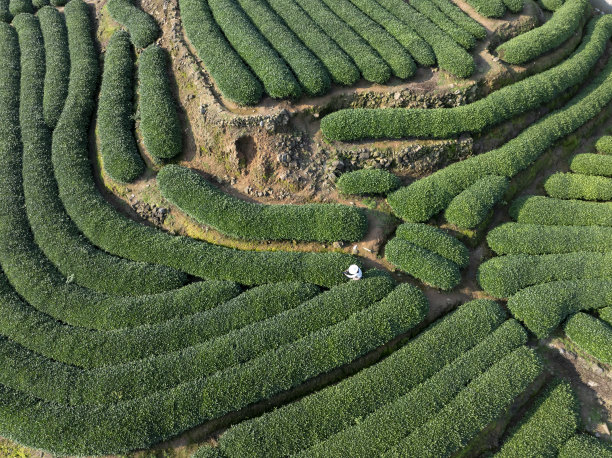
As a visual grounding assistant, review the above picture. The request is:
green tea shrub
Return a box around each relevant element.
[559,434,612,457]
[544,172,612,200]
[595,136,612,154]
[0,0,11,21]
[9,0,33,15]
[502,0,525,12]
[540,0,565,10]
[565,312,612,365]
[510,195,612,227]
[32,0,48,8]
[395,222,469,267]
[409,0,476,49]
[430,0,486,39]
[157,165,367,242]
[464,0,505,17]
[336,169,400,195]
[444,175,508,229]
[106,0,159,48]
[496,0,589,64]
[570,153,612,177]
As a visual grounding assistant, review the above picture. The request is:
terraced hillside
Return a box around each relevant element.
[0,0,611,456]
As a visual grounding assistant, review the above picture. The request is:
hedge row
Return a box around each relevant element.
[377,0,475,77]
[18,14,184,296]
[559,434,612,457]
[32,0,49,8]
[510,195,612,227]
[293,0,390,83]
[601,306,612,326]
[137,45,182,160]
[106,0,159,49]
[178,0,262,105]
[208,0,300,98]
[294,319,528,457]
[98,30,144,182]
[0,0,10,21]
[383,346,542,457]
[321,16,612,141]
[386,36,612,222]
[236,0,330,96]
[336,168,400,195]
[502,0,525,13]
[50,0,66,5]
[496,0,589,65]
[570,152,612,176]
[445,175,508,229]
[320,0,415,80]
[495,380,579,457]
[395,222,469,267]
[565,312,612,365]
[385,238,461,290]
[545,172,612,201]
[409,0,476,49]
[596,135,612,154]
[9,0,32,15]
[464,0,505,17]
[507,278,612,338]
[487,223,612,254]
[429,0,486,40]
[157,165,367,242]
[211,299,508,457]
[0,275,427,455]
[478,252,612,298]
[540,0,565,10]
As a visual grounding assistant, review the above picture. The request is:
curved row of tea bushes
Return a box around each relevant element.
[507,278,612,338]
[293,0,389,83]
[321,16,612,142]
[510,195,612,227]
[137,45,182,160]
[385,238,461,290]
[464,0,505,17]
[336,169,400,195]
[487,223,612,254]
[37,6,68,129]
[9,0,32,15]
[98,30,144,182]
[382,347,542,457]
[0,0,10,21]
[570,153,612,176]
[207,0,300,99]
[502,0,525,12]
[386,36,612,222]
[559,434,612,457]
[157,165,367,242]
[347,0,435,67]
[0,276,425,455]
[206,299,508,457]
[596,135,612,154]
[320,0,415,79]
[478,252,612,298]
[444,175,508,229]
[106,0,159,48]
[395,222,469,267]
[495,380,579,457]
[376,0,475,77]
[544,172,612,201]
[496,0,590,65]
[429,0,486,39]
[293,319,528,457]
[235,0,330,96]
[540,0,565,10]
[179,0,262,105]
[17,14,185,295]
[564,312,612,365]
[409,0,475,49]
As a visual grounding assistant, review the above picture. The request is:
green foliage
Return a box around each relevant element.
[565,312,612,365]
[409,0,476,49]
[478,252,612,298]
[540,0,565,11]
[235,0,330,96]
[507,278,612,338]
[464,0,505,17]
[32,0,48,8]
[495,380,579,457]
[386,43,612,222]
[321,16,612,141]
[395,222,468,267]
[9,0,33,15]
[137,45,182,160]
[544,172,612,201]
[50,0,65,5]
[510,195,612,227]
[213,299,507,457]
[207,0,300,98]
[496,0,589,64]
[336,168,400,195]
[596,135,612,154]
[559,434,612,457]
[445,175,508,229]
[106,0,159,49]
[502,0,525,12]
[570,153,612,177]
[600,306,612,326]
[487,223,612,254]
[385,238,461,290]
[158,165,367,242]
[98,30,144,182]
[0,0,11,22]
[179,0,262,105]
[429,0,486,39]
[376,0,475,77]
[37,6,69,129]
